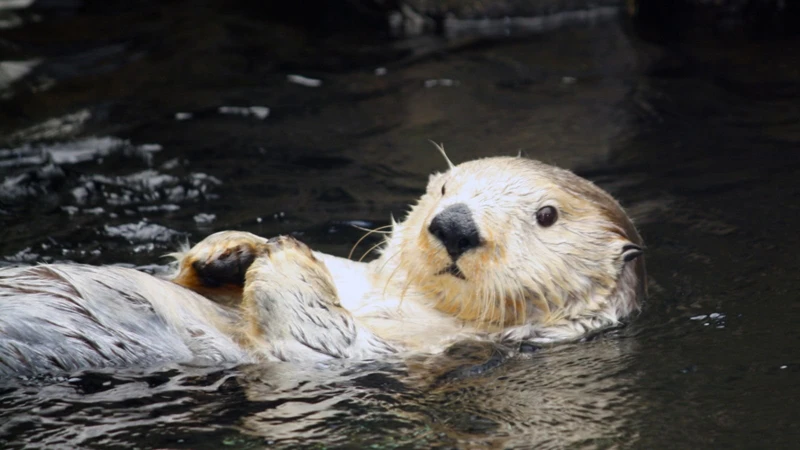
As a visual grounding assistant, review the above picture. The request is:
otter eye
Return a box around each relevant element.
[536,206,558,227]
[441,183,446,195]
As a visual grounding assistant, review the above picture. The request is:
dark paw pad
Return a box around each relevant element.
[192,246,258,288]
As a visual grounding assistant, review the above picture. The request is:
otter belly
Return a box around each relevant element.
[0,264,247,376]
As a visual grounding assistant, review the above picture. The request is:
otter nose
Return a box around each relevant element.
[428,203,482,260]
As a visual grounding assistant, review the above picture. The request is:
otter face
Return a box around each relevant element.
[389,156,644,328]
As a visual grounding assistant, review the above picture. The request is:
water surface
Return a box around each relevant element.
[1,3,798,449]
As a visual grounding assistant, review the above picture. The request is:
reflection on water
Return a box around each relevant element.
[1,338,640,449]
[1,1,799,449]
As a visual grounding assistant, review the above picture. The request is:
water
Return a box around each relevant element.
[1,2,799,449]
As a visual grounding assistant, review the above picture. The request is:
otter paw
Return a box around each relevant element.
[244,236,369,360]
[249,235,340,305]
[263,235,318,263]
[258,237,331,282]
[172,231,270,305]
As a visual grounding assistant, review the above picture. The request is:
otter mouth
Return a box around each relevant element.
[436,263,466,280]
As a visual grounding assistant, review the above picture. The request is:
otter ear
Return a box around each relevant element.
[621,243,643,263]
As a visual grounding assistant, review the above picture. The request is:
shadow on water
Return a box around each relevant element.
[1,1,799,448]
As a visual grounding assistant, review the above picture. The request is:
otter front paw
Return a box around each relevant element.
[243,236,349,358]
[247,235,340,306]
[242,236,394,360]
[172,231,270,306]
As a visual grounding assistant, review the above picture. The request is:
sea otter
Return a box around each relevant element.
[0,155,645,376]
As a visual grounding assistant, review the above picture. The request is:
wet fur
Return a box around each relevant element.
[0,156,645,376]
[0,265,246,375]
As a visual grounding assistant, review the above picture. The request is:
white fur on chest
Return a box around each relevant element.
[315,253,476,353]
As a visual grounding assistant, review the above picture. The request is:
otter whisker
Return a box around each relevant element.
[508,279,525,326]
[376,249,399,278]
[514,280,528,323]
[512,282,528,325]
[530,283,550,318]
[508,284,522,326]
[379,252,403,298]
[398,278,414,308]
[491,280,502,325]
[520,284,529,322]
[478,283,491,327]
[348,224,393,260]
[494,281,505,327]
[399,261,440,309]
[351,224,392,234]
[483,285,492,327]
[498,284,507,328]
[475,283,486,325]
[359,241,387,263]
[492,277,504,327]
[428,140,455,170]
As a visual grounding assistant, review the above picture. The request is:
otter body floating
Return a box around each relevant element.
[0,156,645,376]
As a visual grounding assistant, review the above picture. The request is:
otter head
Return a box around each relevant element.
[387,156,645,329]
